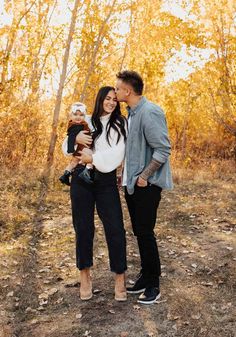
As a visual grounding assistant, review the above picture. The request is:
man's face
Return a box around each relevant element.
[115,79,130,102]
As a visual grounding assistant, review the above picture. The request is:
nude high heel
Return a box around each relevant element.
[115,273,127,302]
[80,268,92,300]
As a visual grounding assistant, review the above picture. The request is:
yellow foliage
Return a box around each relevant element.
[0,0,235,172]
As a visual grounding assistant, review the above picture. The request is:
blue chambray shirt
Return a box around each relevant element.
[125,96,173,195]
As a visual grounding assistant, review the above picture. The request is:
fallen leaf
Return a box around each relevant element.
[201,281,213,287]
[39,268,50,273]
[25,307,37,313]
[191,263,197,268]
[191,313,201,320]
[132,253,139,257]
[168,250,176,255]
[39,298,48,306]
[48,288,58,296]
[7,291,14,297]
[128,279,135,285]
[30,319,39,325]
[155,299,167,304]
[183,321,190,325]
[38,293,49,300]
[133,305,140,310]
[108,310,115,314]
[120,332,129,337]
[37,306,45,311]
[55,297,64,304]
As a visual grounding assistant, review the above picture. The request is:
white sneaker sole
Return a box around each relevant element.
[126,288,146,294]
[137,292,161,304]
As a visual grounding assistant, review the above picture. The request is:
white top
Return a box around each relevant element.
[122,115,132,186]
[62,114,126,173]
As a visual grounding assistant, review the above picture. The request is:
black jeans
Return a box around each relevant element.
[70,166,127,274]
[125,184,162,287]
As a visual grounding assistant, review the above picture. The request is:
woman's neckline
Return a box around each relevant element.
[100,113,111,121]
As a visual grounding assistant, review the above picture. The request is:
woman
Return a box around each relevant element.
[64,86,127,301]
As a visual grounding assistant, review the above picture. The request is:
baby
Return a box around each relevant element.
[59,102,93,186]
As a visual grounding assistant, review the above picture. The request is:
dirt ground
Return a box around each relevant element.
[0,175,235,337]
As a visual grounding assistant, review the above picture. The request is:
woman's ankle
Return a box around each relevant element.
[80,268,92,300]
[114,273,127,301]
[80,268,91,284]
[115,273,126,289]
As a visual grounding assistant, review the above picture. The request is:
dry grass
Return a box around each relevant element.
[0,160,235,337]
[172,158,235,184]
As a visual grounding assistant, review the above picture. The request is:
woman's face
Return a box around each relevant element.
[102,90,117,115]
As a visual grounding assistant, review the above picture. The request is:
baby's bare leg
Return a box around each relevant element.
[81,148,93,169]
[82,148,93,155]
[65,156,80,172]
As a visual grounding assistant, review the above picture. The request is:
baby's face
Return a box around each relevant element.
[71,110,85,122]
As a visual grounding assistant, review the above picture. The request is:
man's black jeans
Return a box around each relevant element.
[70,167,127,274]
[125,184,162,287]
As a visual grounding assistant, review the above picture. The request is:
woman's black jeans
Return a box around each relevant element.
[125,184,162,288]
[70,166,127,274]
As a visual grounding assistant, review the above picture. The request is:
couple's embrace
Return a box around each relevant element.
[61,70,173,305]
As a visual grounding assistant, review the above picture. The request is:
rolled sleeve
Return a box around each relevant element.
[143,110,171,163]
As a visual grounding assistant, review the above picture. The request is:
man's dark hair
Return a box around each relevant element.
[116,70,143,95]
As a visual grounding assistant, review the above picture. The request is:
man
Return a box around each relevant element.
[115,70,173,305]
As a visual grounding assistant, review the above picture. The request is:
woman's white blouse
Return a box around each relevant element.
[62,114,126,173]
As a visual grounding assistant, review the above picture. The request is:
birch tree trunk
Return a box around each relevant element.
[79,0,117,102]
[45,0,81,174]
[181,83,192,160]
[1,0,37,85]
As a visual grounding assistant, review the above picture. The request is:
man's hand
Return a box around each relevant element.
[76,131,92,148]
[77,151,93,165]
[136,176,148,187]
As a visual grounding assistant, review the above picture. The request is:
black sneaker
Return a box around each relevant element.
[126,273,147,294]
[78,168,94,185]
[59,170,71,186]
[137,287,161,305]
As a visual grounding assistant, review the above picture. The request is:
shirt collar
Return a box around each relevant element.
[126,96,147,117]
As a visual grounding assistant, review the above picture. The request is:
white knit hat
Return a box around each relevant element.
[71,102,87,115]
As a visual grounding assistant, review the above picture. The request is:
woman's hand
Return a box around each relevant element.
[136,176,148,187]
[78,151,93,165]
[76,131,92,148]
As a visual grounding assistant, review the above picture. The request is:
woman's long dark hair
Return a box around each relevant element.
[91,86,127,146]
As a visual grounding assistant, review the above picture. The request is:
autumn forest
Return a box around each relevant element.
[0,1,235,337]
[0,0,235,173]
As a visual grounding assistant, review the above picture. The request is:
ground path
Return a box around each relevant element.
[0,176,235,337]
